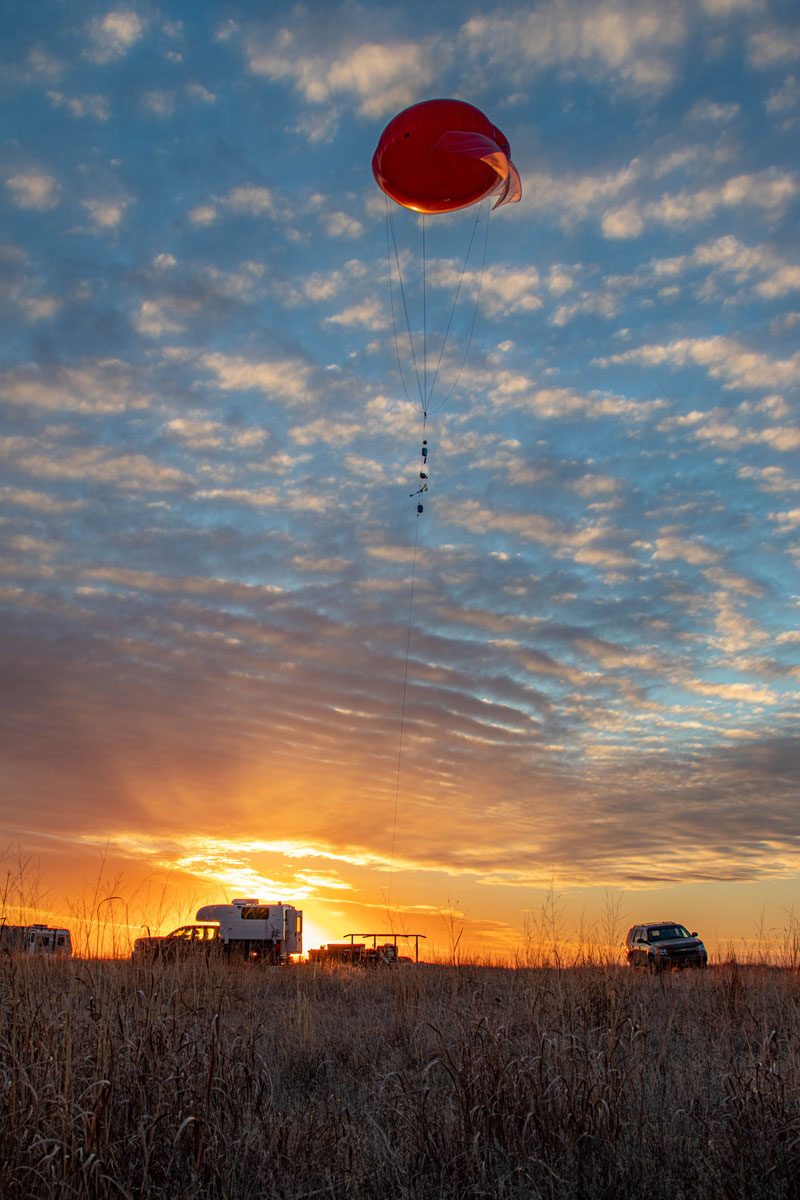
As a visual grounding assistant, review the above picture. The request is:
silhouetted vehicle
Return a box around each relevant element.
[1,922,72,957]
[132,923,220,962]
[131,900,303,964]
[626,922,708,970]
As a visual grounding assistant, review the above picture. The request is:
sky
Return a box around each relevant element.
[1,0,799,959]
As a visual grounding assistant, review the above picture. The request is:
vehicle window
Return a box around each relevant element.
[648,925,689,941]
[241,906,270,920]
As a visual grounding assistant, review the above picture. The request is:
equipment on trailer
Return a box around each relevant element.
[309,932,426,965]
[0,922,72,957]
[308,942,371,965]
[309,941,399,965]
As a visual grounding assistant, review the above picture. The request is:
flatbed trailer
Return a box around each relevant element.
[309,932,426,965]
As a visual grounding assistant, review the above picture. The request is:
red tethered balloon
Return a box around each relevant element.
[372,98,522,215]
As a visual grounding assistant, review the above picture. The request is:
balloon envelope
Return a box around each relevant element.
[372,98,521,215]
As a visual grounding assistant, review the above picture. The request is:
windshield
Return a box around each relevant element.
[647,925,691,941]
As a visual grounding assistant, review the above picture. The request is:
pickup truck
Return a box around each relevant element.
[131,923,220,961]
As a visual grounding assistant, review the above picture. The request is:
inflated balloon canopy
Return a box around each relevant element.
[372,97,522,214]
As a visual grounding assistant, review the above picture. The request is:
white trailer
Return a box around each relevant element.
[0,923,72,957]
[194,899,302,962]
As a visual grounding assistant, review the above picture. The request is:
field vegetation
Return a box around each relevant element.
[2,954,800,1199]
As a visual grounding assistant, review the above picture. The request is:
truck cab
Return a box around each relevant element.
[132,924,220,961]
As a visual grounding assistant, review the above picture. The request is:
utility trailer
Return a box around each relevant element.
[309,932,425,965]
[308,941,400,965]
[0,922,72,957]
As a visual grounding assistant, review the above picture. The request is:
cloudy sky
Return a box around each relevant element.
[2,0,799,956]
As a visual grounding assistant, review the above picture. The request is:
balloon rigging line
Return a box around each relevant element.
[386,497,423,911]
[422,214,427,412]
[427,201,491,416]
[385,198,491,419]
[385,199,424,410]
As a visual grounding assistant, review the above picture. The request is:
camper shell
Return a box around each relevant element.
[194,899,302,962]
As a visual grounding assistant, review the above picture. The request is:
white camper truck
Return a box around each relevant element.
[195,899,302,962]
[132,899,303,964]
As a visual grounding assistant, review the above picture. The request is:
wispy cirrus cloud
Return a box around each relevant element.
[461,0,687,91]
[748,26,800,69]
[198,353,316,403]
[650,234,800,298]
[47,91,111,120]
[526,158,796,238]
[246,32,435,119]
[82,195,131,233]
[652,534,721,565]
[0,438,191,491]
[5,169,60,211]
[595,335,800,391]
[0,361,151,414]
[484,373,663,421]
[85,10,145,63]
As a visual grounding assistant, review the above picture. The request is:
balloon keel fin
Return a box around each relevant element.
[492,159,522,208]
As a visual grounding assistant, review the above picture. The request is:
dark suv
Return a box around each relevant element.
[625,922,708,970]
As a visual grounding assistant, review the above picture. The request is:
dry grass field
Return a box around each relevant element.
[2,955,799,1199]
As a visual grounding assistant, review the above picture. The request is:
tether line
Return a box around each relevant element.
[422,213,427,414]
[386,488,423,910]
[383,200,490,911]
[386,198,424,409]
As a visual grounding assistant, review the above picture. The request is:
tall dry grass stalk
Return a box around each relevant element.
[2,956,799,1199]
[0,844,51,929]
[518,886,627,968]
[0,844,202,959]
